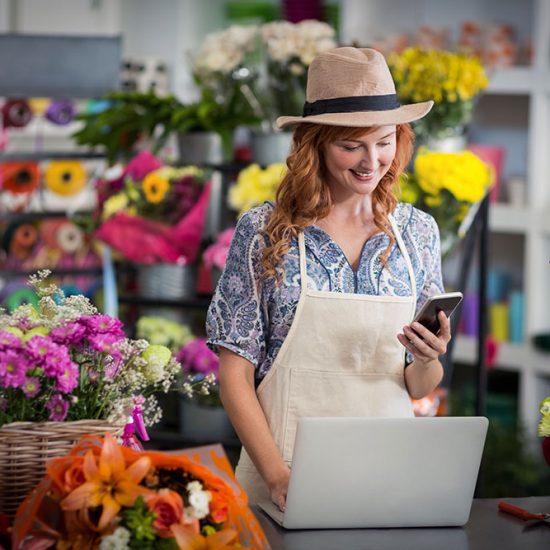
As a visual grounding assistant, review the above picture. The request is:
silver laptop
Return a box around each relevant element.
[258,416,488,529]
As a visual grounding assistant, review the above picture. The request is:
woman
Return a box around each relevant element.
[206,47,450,511]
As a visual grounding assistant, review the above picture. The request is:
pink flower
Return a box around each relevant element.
[124,150,162,182]
[176,338,219,377]
[0,331,22,350]
[50,322,86,345]
[203,227,235,270]
[55,361,79,394]
[46,394,69,421]
[0,349,27,388]
[78,315,125,340]
[22,376,41,397]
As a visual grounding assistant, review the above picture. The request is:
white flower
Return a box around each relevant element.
[186,481,211,520]
[99,527,131,550]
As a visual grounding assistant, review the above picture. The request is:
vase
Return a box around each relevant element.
[424,133,467,153]
[179,397,236,444]
[0,420,123,518]
[177,131,230,165]
[136,263,197,324]
[250,130,293,165]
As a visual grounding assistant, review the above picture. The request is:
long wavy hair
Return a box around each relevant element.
[261,122,415,281]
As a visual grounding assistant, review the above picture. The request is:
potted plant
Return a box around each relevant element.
[71,91,179,165]
[388,47,489,150]
[398,148,493,259]
[176,337,236,443]
[538,397,550,466]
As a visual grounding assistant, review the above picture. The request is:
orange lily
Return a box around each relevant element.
[171,525,239,549]
[60,433,153,531]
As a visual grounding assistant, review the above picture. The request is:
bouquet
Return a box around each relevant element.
[0,271,209,428]
[388,47,489,140]
[93,151,211,264]
[259,20,337,122]
[228,163,287,216]
[12,433,270,548]
[177,338,220,407]
[399,148,492,257]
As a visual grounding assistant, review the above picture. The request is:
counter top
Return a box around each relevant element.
[253,497,550,550]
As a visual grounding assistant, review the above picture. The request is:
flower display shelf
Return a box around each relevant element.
[0,420,123,518]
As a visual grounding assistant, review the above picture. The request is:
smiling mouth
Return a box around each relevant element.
[350,169,374,178]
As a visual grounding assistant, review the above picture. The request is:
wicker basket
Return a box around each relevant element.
[0,420,123,518]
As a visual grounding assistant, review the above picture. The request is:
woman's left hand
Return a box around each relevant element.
[397,310,451,367]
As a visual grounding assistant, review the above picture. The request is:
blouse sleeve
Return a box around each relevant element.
[206,208,269,369]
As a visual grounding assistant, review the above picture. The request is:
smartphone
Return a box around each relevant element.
[413,291,463,335]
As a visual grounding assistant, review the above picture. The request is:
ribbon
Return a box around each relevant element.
[302,93,401,117]
[121,416,144,451]
[132,396,150,442]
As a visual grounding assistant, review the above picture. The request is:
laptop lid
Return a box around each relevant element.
[270,416,488,529]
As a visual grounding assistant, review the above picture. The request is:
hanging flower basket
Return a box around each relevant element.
[0,420,123,518]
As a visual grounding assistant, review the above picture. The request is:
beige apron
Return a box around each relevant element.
[235,215,417,504]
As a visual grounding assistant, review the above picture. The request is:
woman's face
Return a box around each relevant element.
[322,125,397,199]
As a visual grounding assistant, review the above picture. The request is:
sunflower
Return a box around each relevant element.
[142,171,170,204]
[44,161,87,196]
[0,162,40,194]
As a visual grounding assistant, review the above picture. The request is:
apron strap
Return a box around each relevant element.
[388,214,417,304]
[298,232,308,292]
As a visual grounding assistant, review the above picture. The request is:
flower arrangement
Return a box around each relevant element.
[399,148,492,257]
[259,20,337,121]
[12,433,270,548]
[203,228,235,272]
[228,162,287,216]
[388,47,489,140]
[93,151,212,264]
[0,271,208,428]
[177,338,220,407]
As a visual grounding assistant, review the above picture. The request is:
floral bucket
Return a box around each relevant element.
[0,420,122,518]
[179,398,236,443]
[250,130,293,166]
[137,263,197,300]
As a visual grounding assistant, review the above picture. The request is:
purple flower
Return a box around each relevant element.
[46,394,69,421]
[176,338,219,377]
[25,335,57,365]
[50,322,86,346]
[0,349,27,388]
[88,332,124,355]
[22,376,41,398]
[0,331,22,350]
[26,336,73,378]
[78,315,125,340]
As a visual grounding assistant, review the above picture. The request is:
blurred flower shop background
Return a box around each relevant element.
[1,0,550,516]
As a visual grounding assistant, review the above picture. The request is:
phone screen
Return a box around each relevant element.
[414,293,463,335]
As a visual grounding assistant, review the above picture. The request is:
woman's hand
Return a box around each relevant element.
[398,310,451,367]
[268,466,291,512]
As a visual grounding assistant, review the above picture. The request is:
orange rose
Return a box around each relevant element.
[209,492,229,524]
[48,456,86,497]
[62,458,86,494]
[147,489,184,537]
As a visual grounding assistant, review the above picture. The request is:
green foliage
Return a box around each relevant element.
[121,496,157,546]
[72,92,179,165]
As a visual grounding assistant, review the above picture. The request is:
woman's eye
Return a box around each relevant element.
[378,141,391,147]
[341,144,360,151]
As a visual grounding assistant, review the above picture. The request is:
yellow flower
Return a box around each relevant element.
[44,161,87,196]
[228,163,287,215]
[102,192,129,220]
[142,171,170,204]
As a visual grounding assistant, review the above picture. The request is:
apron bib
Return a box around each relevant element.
[236,216,417,504]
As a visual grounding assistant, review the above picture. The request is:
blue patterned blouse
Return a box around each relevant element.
[206,202,444,384]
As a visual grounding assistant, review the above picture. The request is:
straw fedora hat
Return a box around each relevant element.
[276,47,433,129]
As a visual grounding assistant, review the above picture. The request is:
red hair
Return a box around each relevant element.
[261,123,415,280]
